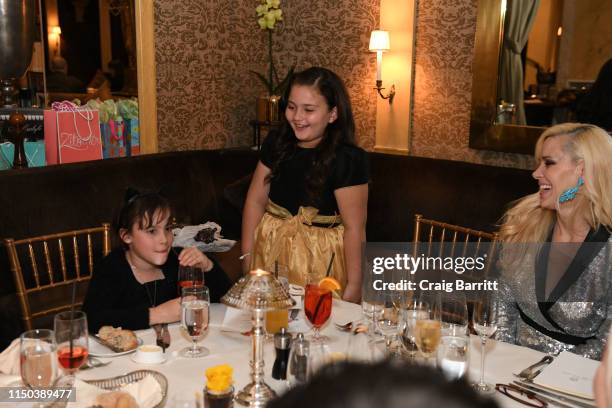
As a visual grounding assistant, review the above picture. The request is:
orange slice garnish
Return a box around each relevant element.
[319,277,342,292]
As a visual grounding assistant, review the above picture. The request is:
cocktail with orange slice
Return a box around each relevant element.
[304,276,341,343]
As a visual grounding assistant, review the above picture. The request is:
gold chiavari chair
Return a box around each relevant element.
[413,214,499,275]
[5,223,111,330]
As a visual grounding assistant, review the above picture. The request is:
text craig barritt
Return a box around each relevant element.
[372,279,498,292]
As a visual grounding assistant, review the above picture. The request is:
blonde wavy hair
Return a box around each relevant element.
[499,123,612,243]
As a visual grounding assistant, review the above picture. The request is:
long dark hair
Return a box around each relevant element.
[266,66,357,204]
[115,188,173,236]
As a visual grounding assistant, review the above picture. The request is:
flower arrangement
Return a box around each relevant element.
[205,364,234,392]
[251,0,294,96]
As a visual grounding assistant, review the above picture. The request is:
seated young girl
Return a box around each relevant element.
[83,190,232,332]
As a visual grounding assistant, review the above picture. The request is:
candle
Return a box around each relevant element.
[376,51,383,82]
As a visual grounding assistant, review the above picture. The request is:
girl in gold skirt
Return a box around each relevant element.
[241,67,369,303]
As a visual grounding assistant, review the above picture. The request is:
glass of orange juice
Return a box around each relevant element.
[265,263,290,335]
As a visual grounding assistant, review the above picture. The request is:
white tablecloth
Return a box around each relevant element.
[4,300,548,407]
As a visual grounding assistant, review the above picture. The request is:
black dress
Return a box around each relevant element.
[82,248,231,332]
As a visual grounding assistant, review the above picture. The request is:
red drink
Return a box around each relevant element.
[304,284,332,328]
[178,280,204,295]
[57,346,88,371]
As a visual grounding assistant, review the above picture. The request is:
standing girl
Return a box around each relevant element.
[241,67,369,303]
[83,190,231,332]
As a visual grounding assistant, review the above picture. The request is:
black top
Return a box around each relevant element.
[260,135,370,216]
[82,248,231,332]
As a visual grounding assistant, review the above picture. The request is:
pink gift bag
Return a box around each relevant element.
[44,101,103,165]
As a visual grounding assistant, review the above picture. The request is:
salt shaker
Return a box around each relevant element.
[287,332,309,384]
[272,328,292,380]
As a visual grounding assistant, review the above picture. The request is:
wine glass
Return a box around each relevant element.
[399,299,429,358]
[54,311,89,379]
[440,292,469,337]
[414,294,441,362]
[304,275,332,343]
[378,303,399,354]
[177,265,205,295]
[20,329,58,389]
[307,342,331,379]
[472,295,498,393]
[180,285,210,358]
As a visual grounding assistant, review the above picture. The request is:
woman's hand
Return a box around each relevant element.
[149,297,181,325]
[178,247,213,272]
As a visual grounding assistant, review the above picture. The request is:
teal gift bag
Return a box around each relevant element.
[0,141,46,169]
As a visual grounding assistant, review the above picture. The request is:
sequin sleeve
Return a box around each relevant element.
[494,275,519,344]
[572,274,612,359]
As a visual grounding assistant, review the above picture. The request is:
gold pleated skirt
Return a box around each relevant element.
[250,200,346,293]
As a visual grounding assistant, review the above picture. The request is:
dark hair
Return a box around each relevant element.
[267,66,356,204]
[267,360,499,408]
[114,188,173,236]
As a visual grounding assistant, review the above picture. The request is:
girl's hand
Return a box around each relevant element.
[149,297,181,324]
[178,247,214,272]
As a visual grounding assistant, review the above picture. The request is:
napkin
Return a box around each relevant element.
[0,339,20,375]
[70,374,163,408]
[172,222,236,252]
[534,351,599,400]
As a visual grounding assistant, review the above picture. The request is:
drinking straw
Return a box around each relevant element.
[274,260,279,279]
[69,280,77,367]
[325,253,335,278]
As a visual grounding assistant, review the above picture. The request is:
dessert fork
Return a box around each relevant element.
[515,355,554,380]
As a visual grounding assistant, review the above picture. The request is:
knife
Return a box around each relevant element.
[512,381,596,408]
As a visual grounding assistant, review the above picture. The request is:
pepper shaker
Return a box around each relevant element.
[272,328,292,380]
[288,332,309,384]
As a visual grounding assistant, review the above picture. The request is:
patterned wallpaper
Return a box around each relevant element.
[411,0,534,169]
[153,0,533,169]
[154,0,379,151]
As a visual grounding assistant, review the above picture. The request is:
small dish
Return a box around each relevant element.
[130,354,167,365]
[130,345,166,365]
[89,336,143,358]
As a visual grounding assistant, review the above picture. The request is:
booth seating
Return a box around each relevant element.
[0,148,534,348]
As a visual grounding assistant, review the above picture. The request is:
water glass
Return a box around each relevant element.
[307,342,332,379]
[20,329,58,388]
[414,294,441,361]
[53,311,89,376]
[436,335,469,380]
[180,286,210,358]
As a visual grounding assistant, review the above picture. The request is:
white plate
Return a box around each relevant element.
[88,336,143,358]
[130,354,167,365]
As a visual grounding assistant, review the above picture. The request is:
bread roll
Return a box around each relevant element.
[98,326,139,352]
[94,391,139,408]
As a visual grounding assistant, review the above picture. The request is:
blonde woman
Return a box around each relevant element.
[495,123,612,359]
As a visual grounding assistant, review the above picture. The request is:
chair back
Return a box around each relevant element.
[5,223,111,330]
[413,214,499,276]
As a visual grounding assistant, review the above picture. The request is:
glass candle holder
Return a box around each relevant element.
[204,386,234,408]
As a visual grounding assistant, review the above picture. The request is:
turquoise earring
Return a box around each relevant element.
[559,176,584,203]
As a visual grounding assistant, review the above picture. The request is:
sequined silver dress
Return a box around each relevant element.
[495,230,611,360]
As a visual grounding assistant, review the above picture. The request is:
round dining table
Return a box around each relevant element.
[71,299,547,408]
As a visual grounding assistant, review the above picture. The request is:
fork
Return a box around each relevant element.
[81,357,112,370]
[515,355,554,380]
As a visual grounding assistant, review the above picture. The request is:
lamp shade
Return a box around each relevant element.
[369,30,390,52]
[50,26,62,35]
[221,269,294,311]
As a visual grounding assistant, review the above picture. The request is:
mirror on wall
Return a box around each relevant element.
[469,0,612,154]
[41,0,138,104]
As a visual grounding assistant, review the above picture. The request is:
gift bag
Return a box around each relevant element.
[124,118,140,156]
[100,119,126,158]
[0,141,46,169]
[44,101,103,165]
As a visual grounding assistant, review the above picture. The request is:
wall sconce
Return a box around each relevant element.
[49,26,61,56]
[369,30,395,104]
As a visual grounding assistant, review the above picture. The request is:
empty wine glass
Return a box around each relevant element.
[20,329,58,389]
[472,295,498,393]
[440,292,468,337]
[53,311,89,378]
[180,286,210,358]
